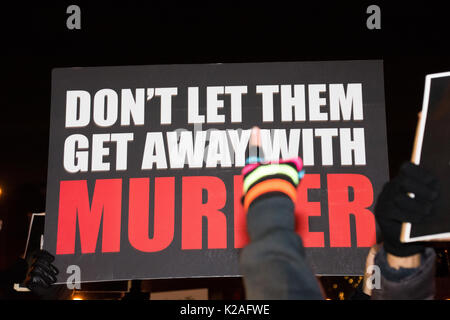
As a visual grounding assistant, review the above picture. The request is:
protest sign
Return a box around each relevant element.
[44,61,389,282]
[403,72,450,242]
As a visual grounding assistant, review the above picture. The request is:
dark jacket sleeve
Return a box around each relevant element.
[371,247,436,300]
[239,195,323,300]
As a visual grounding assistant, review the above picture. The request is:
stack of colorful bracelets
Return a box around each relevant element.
[241,156,305,212]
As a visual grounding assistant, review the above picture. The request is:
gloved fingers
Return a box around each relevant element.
[25,251,59,292]
[377,204,406,224]
[34,259,59,276]
[30,265,56,282]
[393,193,433,222]
[30,264,58,285]
[399,162,439,187]
[33,250,55,263]
[380,179,402,199]
[374,181,399,212]
[27,276,52,289]
[397,175,439,201]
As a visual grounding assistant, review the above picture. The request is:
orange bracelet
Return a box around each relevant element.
[243,178,298,212]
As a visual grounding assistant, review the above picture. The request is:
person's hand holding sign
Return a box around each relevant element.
[24,250,59,296]
[374,162,440,267]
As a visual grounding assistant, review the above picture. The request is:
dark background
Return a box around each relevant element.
[0,1,449,299]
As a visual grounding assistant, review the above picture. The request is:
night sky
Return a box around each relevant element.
[0,1,449,278]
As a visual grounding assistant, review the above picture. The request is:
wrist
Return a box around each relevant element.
[386,252,421,269]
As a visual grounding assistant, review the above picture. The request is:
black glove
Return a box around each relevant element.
[374,162,440,257]
[24,250,59,295]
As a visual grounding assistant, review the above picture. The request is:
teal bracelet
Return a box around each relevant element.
[245,156,264,165]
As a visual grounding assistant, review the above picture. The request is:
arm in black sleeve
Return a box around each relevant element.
[240,195,323,300]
